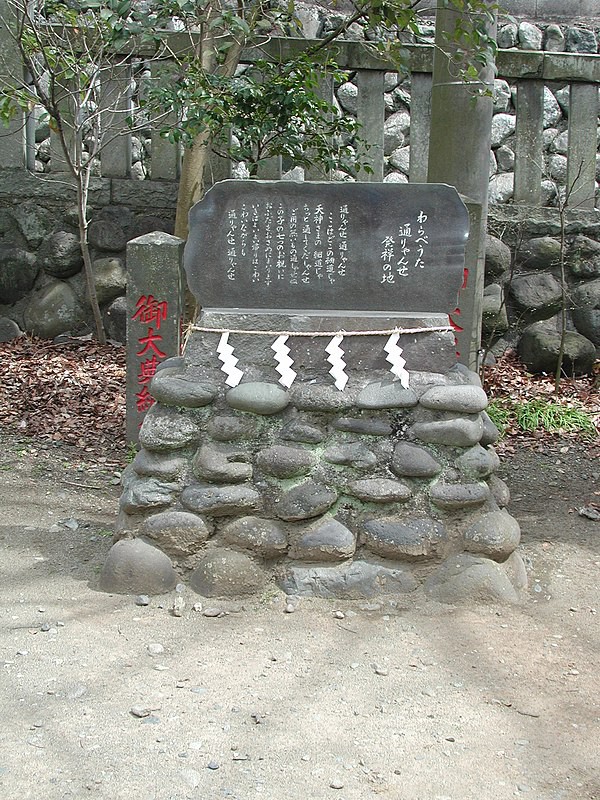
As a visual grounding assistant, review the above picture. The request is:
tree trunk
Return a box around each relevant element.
[173,38,245,239]
[77,177,107,345]
[174,130,212,239]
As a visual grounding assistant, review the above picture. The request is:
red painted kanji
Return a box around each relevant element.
[137,327,167,358]
[135,385,155,413]
[132,295,168,330]
[137,355,160,385]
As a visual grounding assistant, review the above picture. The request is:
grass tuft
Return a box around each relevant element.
[488,398,597,439]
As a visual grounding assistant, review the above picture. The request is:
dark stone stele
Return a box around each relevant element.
[185,180,469,314]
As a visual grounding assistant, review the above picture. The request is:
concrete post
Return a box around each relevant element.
[427,1,497,370]
[126,231,185,443]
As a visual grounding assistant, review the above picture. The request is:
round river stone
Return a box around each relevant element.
[226,382,290,415]
[276,480,338,521]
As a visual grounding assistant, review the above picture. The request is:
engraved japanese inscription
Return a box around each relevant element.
[185,180,469,314]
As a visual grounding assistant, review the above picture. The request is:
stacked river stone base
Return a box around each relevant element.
[102,315,526,604]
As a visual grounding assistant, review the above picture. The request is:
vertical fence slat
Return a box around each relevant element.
[204,143,231,189]
[0,0,26,169]
[408,72,431,183]
[306,75,334,181]
[25,111,36,171]
[99,62,132,178]
[149,61,180,181]
[49,79,76,173]
[513,79,544,205]
[567,82,598,211]
[257,155,282,179]
[356,69,385,181]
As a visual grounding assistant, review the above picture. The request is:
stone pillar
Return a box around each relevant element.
[0,0,26,169]
[567,82,599,211]
[408,72,432,184]
[356,69,385,181]
[514,79,544,206]
[427,0,497,370]
[126,232,185,443]
[454,200,484,367]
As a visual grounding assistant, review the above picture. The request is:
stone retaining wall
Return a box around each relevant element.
[101,317,526,604]
[0,174,176,343]
[484,206,600,372]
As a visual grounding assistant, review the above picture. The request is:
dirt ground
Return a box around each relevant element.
[0,431,598,800]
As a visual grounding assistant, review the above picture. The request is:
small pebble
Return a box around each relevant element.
[207,761,220,770]
[40,623,51,632]
[360,602,381,612]
[172,597,185,617]
[202,607,222,618]
[192,602,203,612]
[130,706,151,718]
[284,604,296,614]
[38,608,46,613]
[329,779,344,789]
[147,643,164,656]
[333,610,345,620]
[175,583,186,593]
[135,595,150,607]
[374,665,389,676]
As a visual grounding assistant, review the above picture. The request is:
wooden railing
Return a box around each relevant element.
[0,26,598,208]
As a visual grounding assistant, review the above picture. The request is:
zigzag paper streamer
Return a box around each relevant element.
[217,331,244,387]
[384,332,410,388]
[325,334,348,391]
[271,335,296,389]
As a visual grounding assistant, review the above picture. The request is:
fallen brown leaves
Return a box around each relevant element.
[483,351,599,411]
[0,335,126,450]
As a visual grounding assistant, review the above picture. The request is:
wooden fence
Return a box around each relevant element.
[0,26,598,207]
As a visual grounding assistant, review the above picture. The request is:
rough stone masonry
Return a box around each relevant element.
[101,181,526,604]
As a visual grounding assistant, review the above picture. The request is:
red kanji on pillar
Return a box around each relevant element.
[135,385,155,413]
[132,295,168,330]
[137,327,167,359]
[137,355,160,385]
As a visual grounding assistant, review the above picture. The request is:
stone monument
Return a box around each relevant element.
[102,180,525,604]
